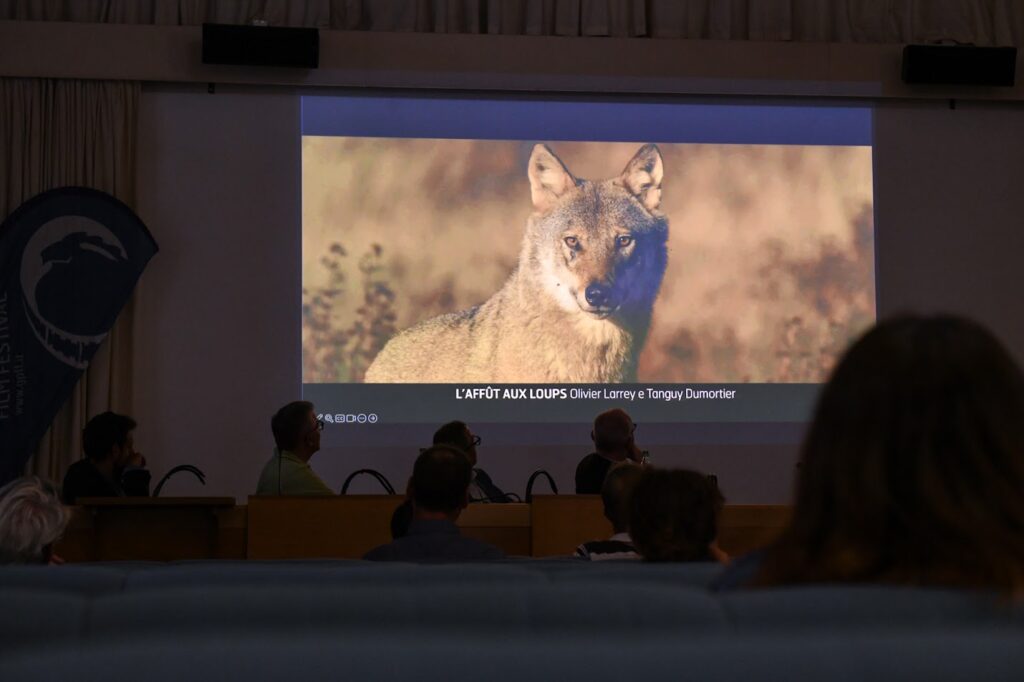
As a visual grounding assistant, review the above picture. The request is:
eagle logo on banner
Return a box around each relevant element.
[0,188,158,484]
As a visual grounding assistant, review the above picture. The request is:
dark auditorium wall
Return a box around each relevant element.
[133,86,1024,503]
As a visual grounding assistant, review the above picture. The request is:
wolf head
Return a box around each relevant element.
[523,144,669,326]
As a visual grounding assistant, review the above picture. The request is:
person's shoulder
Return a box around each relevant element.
[64,459,92,477]
[62,459,97,488]
[575,453,608,493]
[62,459,106,503]
[363,541,400,561]
[709,550,765,592]
[458,535,505,560]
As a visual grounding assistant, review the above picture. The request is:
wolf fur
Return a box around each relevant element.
[364,143,669,383]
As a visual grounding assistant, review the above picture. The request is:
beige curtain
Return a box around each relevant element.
[0,78,139,482]
[1,0,1023,44]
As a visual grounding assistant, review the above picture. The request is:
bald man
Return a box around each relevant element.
[574,408,646,494]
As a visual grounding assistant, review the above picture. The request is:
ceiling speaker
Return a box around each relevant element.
[901,45,1016,86]
[202,23,319,69]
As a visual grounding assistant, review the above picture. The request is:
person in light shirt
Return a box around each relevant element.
[256,401,333,496]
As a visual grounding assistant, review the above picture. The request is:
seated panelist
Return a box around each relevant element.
[432,421,508,502]
[62,411,150,504]
[256,400,333,496]
[575,408,646,494]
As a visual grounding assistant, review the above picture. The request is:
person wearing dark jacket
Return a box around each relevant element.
[364,445,504,562]
[62,412,150,504]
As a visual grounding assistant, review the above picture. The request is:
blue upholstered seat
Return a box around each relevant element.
[0,566,127,595]
[89,584,727,636]
[0,590,88,652]
[720,586,1012,630]
[2,631,1023,681]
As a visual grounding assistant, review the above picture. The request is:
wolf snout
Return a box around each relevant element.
[584,282,612,308]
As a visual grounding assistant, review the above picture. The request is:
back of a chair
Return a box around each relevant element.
[720,586,1011,631]
[0,590,88,652]
[2,631,1023,682]
[121,563,549,591]
[548,561,724,588]
[0,566,128,595]
[89,584,727,637]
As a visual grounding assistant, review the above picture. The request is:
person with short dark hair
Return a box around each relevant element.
[433,420,508,502]
[576,461,645,560]
[749,315,1024,593]
[62,411,150,504]
[575,408,645,494]
[629,468,725,563]
[0,477,69,564]
[256,401,333,495]
[364,446,505,562]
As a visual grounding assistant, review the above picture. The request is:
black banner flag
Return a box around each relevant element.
[0,188,158,484]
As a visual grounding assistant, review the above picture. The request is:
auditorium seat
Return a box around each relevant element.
[0,590,87,652]
[546,561,723,587]
[720,586,1012,630]
[89,585,727,636]
[121,564,549,590]
[1,631,1022,681]
[0,566,127,595]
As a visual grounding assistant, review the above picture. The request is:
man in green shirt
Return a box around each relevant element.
[256,401,334,496]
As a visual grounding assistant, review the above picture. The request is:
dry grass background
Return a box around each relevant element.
[303,137,875,384]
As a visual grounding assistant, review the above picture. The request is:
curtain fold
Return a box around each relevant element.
[2,0,1023,43]
[0,78,140,483]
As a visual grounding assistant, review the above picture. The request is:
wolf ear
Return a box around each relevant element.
[528,144,577,213]
[619,144,664,212]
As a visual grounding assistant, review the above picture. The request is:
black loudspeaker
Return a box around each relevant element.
[202,23,319,69]
[901,45,1016,86]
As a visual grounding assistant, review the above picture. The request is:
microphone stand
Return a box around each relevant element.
[340,469,396,495]
[153,465,206,497]
[525,470,559,502]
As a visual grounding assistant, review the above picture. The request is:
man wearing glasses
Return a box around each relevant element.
[575,408,647,494]
[432,421,508,502]
[256,401,334,496]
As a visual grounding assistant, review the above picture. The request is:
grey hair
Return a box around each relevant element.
[0,476,69,564]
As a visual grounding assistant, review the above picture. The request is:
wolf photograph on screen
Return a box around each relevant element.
[302,138,876,384]
[366,143,665,382]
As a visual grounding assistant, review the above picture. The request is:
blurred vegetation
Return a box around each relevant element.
[302,242,396,382]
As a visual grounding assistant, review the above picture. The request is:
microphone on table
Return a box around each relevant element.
[153,465,206,497]
[524,470,559,502]
[340,469,396,495]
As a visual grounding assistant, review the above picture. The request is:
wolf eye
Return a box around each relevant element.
[564,236,579,248]
[616,235,634,248]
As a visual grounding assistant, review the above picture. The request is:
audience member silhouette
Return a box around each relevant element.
[629,468,726,563]
[256,401,332,496]
[433,421,508,502]
[575,408,645,494]
[751,315,1024,594]
[364,446,504,562]
[0,477,68,564]
[62,411,150,504]
[576,461,645,560]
